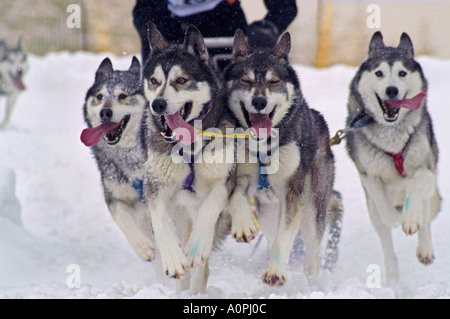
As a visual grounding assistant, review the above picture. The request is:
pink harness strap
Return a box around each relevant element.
[385,138,411,178]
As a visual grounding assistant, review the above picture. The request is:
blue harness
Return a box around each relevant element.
[258,158,273,191]
[132,178,144,202]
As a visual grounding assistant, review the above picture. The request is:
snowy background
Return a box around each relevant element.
[0,52,449,299]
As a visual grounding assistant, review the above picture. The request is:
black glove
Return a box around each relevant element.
[246,20,280,49]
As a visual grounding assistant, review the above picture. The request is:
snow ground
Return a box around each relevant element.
[0,52,449,299]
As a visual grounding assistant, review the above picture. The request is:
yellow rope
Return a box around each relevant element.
[249,196,261,231]
[198,130,250,139]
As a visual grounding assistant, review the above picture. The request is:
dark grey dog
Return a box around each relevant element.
[224,29,340,286]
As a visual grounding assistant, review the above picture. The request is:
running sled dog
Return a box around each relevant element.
[0,37,27,129]
[224,29,341,286]
[81,57,156,262]
[345,32,441,282]
[141,22,234,294]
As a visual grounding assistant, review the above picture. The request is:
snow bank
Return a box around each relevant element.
[0,52,449,299]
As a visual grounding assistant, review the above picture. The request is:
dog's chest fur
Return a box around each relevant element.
[241,142,301,193]
[94,144,146,181]
[350,113,434,182]
[145,147,233,193]
[267,142,300,187]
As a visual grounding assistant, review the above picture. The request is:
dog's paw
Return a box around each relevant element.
[262,271,286,287]
[402,213,422,235]
[417,248,435,266]
[262,259,287,287]
[231,211,258,243]
[162,247,189,279]
[186,235,212,268]
[134,240,157,262]
[232,223,258,243]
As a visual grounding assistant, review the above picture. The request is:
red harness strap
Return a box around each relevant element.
[225,0,237,4]
[385,138,411,178]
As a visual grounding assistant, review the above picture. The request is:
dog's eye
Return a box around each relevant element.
[375,71,384,78]
[399,71,407,77]
[96,94,103,101]
[268,80,281,86]
[240,78,252,86]
[118,93,128,100]
[176,77,188,85]
[150,77,159,85]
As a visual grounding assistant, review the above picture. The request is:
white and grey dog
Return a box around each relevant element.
[81,57,156,262]
[346,32,441,282]
[0,37,27,129]
[141,22,234,294]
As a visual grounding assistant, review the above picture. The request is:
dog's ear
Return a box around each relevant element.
[183,24,209,62]
[95,57,113,80]
[272,32,290,60]
[129,56,141,74]
[398,32,414,59]
[147,21,169,55]
[368,31,384,58]
[233,29,252,58]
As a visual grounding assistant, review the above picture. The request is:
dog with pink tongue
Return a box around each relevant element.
[346,32,442,283]
[140,22,238,295]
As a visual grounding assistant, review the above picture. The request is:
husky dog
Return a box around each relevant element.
[81,57,156,262]
[346,32,441,282]
[0,37,28,129]
[224,30,339,286]
[141,22,234,294]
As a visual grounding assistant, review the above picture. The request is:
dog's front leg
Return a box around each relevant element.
[262,188,301,286]
[186,181,228,268]
[365,193,399,283]
[0,93,17,128]
[229,172,258,243]
[360,174,401,227]
[402,168,435,235]
[149,191,189,279]
[109,200,156,262]
[403,168,436,264]
[361,174,399,282]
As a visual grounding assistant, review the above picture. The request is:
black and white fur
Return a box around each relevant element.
[141,22,234,294]
[0,37,27,129]
[224,30,339,286]
[83,57,156,262]
[346,32,441,282]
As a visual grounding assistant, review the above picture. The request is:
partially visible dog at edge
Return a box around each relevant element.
[345,31,441,282]
[0,37,28,129]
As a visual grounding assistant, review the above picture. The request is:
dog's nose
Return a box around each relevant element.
[252,97,267,111]
[152,98,168,114]
[100,108,113,120]
[386,86,399,99]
